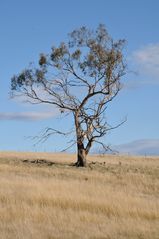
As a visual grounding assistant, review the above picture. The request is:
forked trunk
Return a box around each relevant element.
[74,112,87,167]
[76,143,87,167]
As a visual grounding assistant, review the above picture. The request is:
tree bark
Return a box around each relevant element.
[75,143,87,167]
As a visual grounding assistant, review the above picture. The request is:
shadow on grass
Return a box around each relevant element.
[22,158,107,169]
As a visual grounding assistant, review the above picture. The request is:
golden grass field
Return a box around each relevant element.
[0,151,159,239]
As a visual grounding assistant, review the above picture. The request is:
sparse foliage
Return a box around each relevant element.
[11,24,126,166]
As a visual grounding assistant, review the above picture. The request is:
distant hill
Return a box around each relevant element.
[114,139,159,156]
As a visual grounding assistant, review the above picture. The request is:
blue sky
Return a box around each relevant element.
[0,0,159,152]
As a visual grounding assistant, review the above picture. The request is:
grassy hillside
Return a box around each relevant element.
[0,152,159,239]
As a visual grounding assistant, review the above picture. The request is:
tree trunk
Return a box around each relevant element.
[75,144,87,167]
[74,112,87,167]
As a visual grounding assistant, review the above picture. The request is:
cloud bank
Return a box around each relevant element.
[0,111,56,121]
[114,139,159,155]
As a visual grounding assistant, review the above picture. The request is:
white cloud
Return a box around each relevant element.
[0,111,57,121]
[132,43,159,84]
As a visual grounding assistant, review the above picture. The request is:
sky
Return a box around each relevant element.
[0,0,159,153]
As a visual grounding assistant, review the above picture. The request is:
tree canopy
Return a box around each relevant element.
[11,24,126,166]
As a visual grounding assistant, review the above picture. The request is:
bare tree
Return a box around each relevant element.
[11,24,126,166]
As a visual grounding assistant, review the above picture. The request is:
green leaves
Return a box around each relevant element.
[11,68,46,91]
[11,70,32,90]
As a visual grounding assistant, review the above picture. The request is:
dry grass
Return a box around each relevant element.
[0,151,159,239]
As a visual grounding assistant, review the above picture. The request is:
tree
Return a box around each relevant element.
[11,24,126,167]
